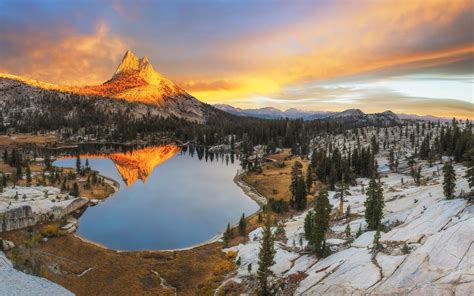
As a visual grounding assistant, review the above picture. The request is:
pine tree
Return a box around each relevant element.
[465,148,474,191]
[257,213,276,295]
[239,213,247,236]
[223,222,233,247]
[76,155,81,173]
[44,154,52,171]
[364,178,384,230]
[388,149,395,170]
[311,190,331,257]
[373,228,382,251]
[304,210,314,241]
[71,182,80,197]
[26,165,32,185]
[345,204,351,218]
[442,163,456,199]
[295,177,307,210]
[290,161,305,210]
[336,177,348,216]
[306,165,313,192]
[345,224,351,238]
[356,223,363,237]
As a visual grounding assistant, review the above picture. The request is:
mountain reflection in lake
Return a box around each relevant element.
[53,145,259,250]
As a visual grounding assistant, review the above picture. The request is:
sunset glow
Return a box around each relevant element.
[1,0,472,118]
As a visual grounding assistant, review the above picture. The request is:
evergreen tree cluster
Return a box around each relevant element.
[310,145,377,190]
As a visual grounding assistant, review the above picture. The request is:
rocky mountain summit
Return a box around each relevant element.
[0,50,210,123]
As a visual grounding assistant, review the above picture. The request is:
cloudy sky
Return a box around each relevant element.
[1,0,473,118]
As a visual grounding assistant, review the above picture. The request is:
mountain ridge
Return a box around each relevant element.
[0,50,208,123]
[214,104,449,122]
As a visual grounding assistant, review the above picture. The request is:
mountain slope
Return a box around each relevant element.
[0,50,210,123]
[214,104,400,124]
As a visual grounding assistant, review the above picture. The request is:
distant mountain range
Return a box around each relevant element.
[214,104,333,120]
[214,104,450,122]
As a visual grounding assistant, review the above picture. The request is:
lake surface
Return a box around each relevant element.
[53,146,259,250]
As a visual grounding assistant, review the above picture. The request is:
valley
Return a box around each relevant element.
[0,47,472,295]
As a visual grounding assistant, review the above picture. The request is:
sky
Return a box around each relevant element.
[0,0,473,118]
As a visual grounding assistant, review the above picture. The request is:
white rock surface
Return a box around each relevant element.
[224,159,474,294]
[0,251,73,295]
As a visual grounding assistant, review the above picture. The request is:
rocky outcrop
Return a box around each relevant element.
[1,251,73,295]
[0,198,88,232]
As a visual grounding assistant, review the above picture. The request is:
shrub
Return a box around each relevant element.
[40,224,61,238]
[212,259,234,275]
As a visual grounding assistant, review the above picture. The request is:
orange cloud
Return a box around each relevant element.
[1,21,131,85]
[184,0,473,103]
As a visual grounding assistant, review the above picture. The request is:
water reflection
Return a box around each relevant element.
[53,145,256,250]
[58,145,180,187]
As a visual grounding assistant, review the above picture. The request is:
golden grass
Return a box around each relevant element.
[242,149,312,202]
[0,133,57,147]
[2,224,233,296]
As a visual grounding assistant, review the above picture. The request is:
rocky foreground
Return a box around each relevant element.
[0,251,73,295]
[222,162,473,295]
[0,186,88,232]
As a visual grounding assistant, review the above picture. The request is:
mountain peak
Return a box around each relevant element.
[115,50,140,75]
[111,50,168,86]
[139,55,150,67]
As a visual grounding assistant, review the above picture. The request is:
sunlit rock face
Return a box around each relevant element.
[62,145,180,187]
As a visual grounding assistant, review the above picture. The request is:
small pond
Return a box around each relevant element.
[53,145,259,250]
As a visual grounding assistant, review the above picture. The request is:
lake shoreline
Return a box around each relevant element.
[67,158,264,253]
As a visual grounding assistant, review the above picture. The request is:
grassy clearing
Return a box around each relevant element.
[0,133,57,147]
[242,149,314,202]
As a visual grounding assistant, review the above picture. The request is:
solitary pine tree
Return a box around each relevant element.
[373,228,382,251]
[364,178,384,230]
[465,148,474,192]
[239,213,247,236]
[311,190,331,257]
[295,178,307,210]
[290,161,303,208]
[388,149,395,170]
[306,165,313,192]
[443,163,456,199]
[76,155,81,173]
[71,182,80,197]
[345,204,351,218]
[345,224,351,238]
[257,213,276,295]
[223,222,233,247]
[356,224,363,237]
[336,176,349,216]
[26,165,32,185]
[304,210,315,241]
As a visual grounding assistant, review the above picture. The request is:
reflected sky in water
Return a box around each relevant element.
[54,149,258,250]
